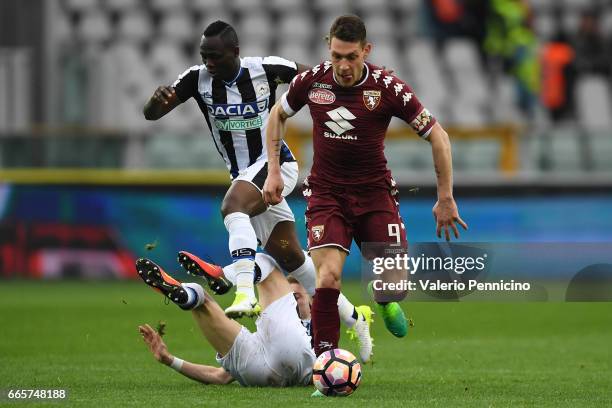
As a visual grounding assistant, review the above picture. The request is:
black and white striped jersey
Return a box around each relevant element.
[173,56,297,178]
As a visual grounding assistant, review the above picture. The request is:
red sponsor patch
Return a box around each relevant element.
[308,89,336,105]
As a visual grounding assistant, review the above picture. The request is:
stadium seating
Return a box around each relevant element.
[576,76,612,130]
[39,0,612,174]
[117,11,153,43]
[277,11,316,46]
[105,0,140,13]
[159,11,197,43]
[64,0,99,13]
[77,11,112,44]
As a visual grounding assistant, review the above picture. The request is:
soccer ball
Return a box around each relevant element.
[312,348,361,396]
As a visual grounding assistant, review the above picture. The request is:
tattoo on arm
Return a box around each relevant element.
[434,164,441,179]
[272,135,282,158]
[270,107,289,159]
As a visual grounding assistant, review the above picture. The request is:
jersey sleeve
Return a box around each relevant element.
[385,76,437,138]
[280,70,312,117]
[172,66,200,103]
[262,56,298,84]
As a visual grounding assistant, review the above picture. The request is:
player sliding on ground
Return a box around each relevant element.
[137,253,371,386]
[263,15,468,356]
[174,249,373,362]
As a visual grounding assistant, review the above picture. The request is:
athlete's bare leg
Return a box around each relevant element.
[221,180,267,218]
[265,220,306,273]
[311,247,346,290]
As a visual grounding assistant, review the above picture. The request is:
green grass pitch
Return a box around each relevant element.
[1,281,611,407]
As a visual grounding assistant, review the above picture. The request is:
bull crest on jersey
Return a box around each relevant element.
[311,225,325,242]
[363,90,381,111]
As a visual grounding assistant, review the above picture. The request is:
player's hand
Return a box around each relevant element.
[152,86,176,105]
[139,324,173,365]
[432,197,468,241]
[262,170,284,206]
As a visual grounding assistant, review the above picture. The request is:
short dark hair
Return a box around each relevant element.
[203,20,239,47]
[328,15,367,44]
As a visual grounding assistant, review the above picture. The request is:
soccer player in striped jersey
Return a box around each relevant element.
[144,21,310,317]
[142,21,373,361]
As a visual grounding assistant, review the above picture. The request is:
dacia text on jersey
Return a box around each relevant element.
[208,100,269,131]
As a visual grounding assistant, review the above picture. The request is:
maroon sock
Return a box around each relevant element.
[311,287,340,356]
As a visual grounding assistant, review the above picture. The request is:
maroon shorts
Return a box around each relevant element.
[303,179,408,254]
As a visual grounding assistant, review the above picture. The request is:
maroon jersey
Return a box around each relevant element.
[281,61,436,188]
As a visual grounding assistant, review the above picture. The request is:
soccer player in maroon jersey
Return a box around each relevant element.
[263,15,468,356]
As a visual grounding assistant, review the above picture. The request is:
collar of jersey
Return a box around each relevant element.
[223,66,243,87]
[332,63,369,88]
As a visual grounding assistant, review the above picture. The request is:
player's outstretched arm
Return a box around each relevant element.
[263,103,290,205]
[138,324,234,385]
[143,85,181,120]
[426,123,468,241]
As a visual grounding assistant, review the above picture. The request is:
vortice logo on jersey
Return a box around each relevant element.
[382,76,393,88]
[207,100,268,117]
[309,88,336,105]
[363,90,381,111]
[410,108,433,132]
[214,116,263,131]
[313,82,332,89]
[325,106,356,135]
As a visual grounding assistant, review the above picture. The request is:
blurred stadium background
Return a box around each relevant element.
[1,0,612,280]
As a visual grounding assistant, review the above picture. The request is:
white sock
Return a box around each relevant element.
[223,252,279,286]
[338,293,358,328]
[224,212,257,299]
[287,251,316,296]
[180,283,205,309]
[254,253,278,283]
[234,259,256,299]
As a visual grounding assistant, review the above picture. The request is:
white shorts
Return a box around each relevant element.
[216,292,315,387]
[234,160,299,247]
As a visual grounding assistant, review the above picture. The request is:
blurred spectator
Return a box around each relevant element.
[484,0,539,117]
[573,10,611,76]
[423,0,488,49]
[462,0,489,49]
[540,30,576,122]
[423,0,464,45]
